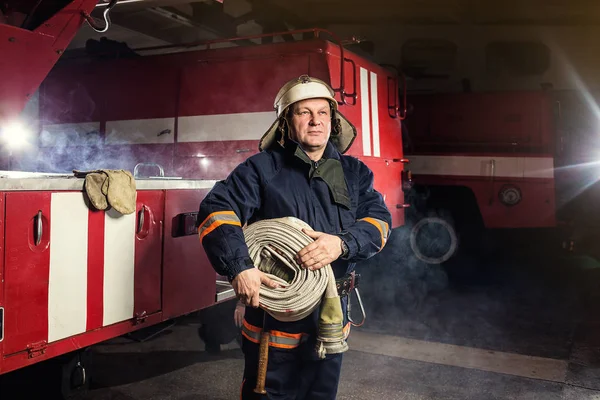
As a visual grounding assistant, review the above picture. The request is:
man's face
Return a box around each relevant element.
[288,98,332,152]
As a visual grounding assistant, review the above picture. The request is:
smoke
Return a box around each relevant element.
[7,82,181,175]
[13,136,145,175]
[355,224,509,345]
[9,68,267,177]
[353,224,594,361]
[354,226,501,344]
[355,226,449,325]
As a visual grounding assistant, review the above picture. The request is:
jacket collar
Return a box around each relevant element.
[282,137,341,163]
[281,137,350,209]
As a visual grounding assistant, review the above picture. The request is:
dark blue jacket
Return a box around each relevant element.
[197,138,392,283]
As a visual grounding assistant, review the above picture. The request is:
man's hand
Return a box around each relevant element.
[232,267,280,308]
[296,228,343,271]
[234,300,245,328]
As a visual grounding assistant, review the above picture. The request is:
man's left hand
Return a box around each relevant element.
[296,228,343,270]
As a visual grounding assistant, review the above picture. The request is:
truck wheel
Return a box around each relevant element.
[59,348,92,399]
[410,216,458,264]
[198,299,239,354]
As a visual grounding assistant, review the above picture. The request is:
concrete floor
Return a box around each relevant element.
[2,230,600,399]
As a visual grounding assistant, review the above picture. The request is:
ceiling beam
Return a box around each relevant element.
[106,10,183,43]
[189,2,257,45]
[243,0,314,43]
[250,0,309,28]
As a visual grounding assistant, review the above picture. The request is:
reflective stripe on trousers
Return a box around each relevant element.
[241,319,351,349]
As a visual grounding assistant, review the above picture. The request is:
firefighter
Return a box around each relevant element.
[196,75,392,399]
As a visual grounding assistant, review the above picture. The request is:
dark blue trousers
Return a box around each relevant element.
[240,336,343,400]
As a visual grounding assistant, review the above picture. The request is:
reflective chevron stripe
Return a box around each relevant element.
[198,211,241,242]
[360,217,390,248]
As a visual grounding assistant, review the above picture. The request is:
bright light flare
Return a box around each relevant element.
[1,121,32,150]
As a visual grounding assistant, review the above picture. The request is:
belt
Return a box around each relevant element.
[335,271,360,297]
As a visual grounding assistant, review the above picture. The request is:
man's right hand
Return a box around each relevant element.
[232,267,280,308]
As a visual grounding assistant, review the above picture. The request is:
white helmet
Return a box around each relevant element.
[259,75,357,154]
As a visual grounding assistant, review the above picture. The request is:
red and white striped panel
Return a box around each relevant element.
[178,112,274,143]
[408,155,554,179]
[47,192,135,343]
[360,67,381,157]
[41,68,386,154]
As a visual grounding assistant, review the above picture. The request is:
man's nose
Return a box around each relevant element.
[309,115,320,125]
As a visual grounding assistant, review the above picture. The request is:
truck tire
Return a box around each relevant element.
[60,348,92,399]
[198,299,239,354]
[0,349,92,399]
[410,216,458,264]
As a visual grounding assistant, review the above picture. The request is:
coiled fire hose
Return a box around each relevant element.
[243,217,349,392]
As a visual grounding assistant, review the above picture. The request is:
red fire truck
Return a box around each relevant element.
[403,91,556,264]
[0,1,407,396]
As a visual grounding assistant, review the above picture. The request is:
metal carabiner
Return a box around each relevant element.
[346,287,366,327]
